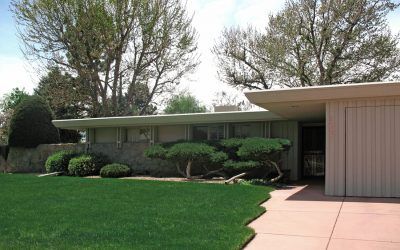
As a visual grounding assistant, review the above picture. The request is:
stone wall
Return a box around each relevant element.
[6,143,85,173]
[89,143,176,176]
[4,143,176,176]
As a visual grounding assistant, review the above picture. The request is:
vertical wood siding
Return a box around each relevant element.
[271,121,300,180]
[326,97,400,197]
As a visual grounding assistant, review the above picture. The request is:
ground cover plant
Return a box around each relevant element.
[0,174,271,249]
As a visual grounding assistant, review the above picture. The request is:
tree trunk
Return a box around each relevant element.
[112,53,122,116]
[266,159,284,183]
[224,172,247,184]
[176,163,186,177]
[185,160,192,179]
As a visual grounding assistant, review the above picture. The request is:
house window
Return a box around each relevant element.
[231,123,263,138]
[193,126,208,140]
[127,127,151,143]
[193,125,225,140]
[232,124,251,138]
[209,125,224,140]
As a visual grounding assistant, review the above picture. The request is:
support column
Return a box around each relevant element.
[185,125,190,140]
[150,126,155,145]
[116,128,122,149]
[86,128,94,152]
[224,123,229,139]
[263,122,271,138]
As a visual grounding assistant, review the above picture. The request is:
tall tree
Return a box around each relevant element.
[0,88,29,144]
[12,0,198,117]
[35,68,88,120]
[164,93,207,114]
[213,0,400,89]
[35,67,89,142]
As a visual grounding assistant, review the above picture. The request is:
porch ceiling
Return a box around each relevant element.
[245,81,400,121]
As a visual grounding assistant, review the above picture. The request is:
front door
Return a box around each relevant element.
[302,126,325,178]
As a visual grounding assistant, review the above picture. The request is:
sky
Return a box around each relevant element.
[0,0,400,106]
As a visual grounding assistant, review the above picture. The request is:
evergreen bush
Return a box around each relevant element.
[45,150,77,173]
[100,163,131,178]
[8,95,60,148]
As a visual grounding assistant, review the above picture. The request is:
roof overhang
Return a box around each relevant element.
[53,111,283,130]
[245,81,400,121]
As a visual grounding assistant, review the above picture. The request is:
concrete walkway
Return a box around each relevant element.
[246,184,400,250]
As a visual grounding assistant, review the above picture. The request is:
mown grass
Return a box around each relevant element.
[0,174,272,249]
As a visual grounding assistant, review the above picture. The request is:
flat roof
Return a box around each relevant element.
[53,110,283,130]
[245,81,400,121]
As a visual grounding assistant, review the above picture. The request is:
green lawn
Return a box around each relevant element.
[0,174,271,249]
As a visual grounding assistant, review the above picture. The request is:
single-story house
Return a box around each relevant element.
[53,81,400,198]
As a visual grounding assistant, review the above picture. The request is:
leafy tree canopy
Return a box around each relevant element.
[12,0,198,117]
[35,67,88,120]
[35,67,89,142]
[0,88,29,144]
[213,0,400,89]
[0,88,29,112]
[164,93,207,114]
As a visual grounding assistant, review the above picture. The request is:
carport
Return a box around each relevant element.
[245,81,400,198]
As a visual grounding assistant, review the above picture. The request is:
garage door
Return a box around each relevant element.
[346,105,400,197]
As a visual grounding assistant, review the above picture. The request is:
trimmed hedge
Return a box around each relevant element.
[237,138,291,160]
[210,151,229,164]
[220,138,244,149]
[223,160,260,171]
[68,153,109,177]
[45,150,77,173]
[145,138,291,180]
[8,95,60,148]
[100,164,131,178]
[144,144,167,160]
[166,142,215,162]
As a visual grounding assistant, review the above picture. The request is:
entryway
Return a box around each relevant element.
[302,125,325,179]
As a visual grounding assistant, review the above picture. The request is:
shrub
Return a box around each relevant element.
[166,142,215,162]
[89,152,110,169]
[237,138,291,160]
[225,137,291,183]
[145,142,226,179]
[220,138,245,149]
[100,164,131,178]
[210,151,229,164]
[223,160,260,171]
[45,150,77,173]
[220,138,245,160]
[144,144,168,160]
[68,153,109,177]
[8,95,60,148]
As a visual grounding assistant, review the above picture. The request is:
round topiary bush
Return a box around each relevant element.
[68,153,109,177]
[8,95,60,148]
[100,164,131,178]
[45,150,77,173]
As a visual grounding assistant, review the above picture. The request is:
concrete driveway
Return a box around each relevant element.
[245,184,400,250]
